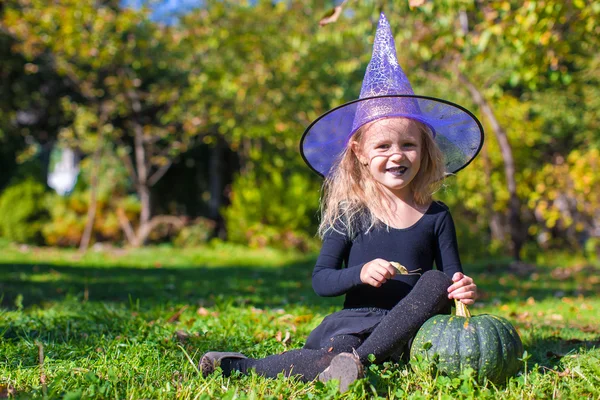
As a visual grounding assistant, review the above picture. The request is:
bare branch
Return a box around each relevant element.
[35,341,47,397]
[118,145,139,184]
[116,207,138,246]
[319,0,348,26]
[409,0,427,8]
[135,215,185,247]
[457,69,524,260]
[148,160,173,187]
[79,106,110,253]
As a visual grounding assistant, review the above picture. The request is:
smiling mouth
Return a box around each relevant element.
[387,166,408,176]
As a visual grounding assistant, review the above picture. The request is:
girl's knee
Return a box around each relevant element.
[416,270,453,302]
[421,270,453,287]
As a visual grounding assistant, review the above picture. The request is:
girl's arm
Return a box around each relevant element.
[311,229,363,297]
[434,207,478,304]
[433,209,463,277]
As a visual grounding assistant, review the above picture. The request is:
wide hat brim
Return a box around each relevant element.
[300,94,485,178]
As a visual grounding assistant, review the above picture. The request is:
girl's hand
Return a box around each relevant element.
[360,258,397,287]
[447,272,478,305]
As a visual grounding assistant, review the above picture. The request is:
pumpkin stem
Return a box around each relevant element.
[454,299,471,318]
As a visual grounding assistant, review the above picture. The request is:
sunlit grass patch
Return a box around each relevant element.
[1,246,599,399]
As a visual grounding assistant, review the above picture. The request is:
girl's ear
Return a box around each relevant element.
[350,141,368,166]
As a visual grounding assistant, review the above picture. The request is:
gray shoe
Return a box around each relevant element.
[318,352,364,392]
[199,351,247,377]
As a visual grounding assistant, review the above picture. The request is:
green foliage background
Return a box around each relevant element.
[0,0,598,260]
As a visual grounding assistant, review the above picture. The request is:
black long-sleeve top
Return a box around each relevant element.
[312,201,462,310]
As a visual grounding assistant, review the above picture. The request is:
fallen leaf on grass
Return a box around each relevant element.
[557,368,571,377]
[197,307,209,316]
[196,307,219,318]
[530,272,539,281]
[550,266,590,280]
[579,325,598,333]
[549,314,564,321]
[0,384,16,398]
[275,331,291,345]
[167,305,189,323]
[509,311,531,322]
[526,297,536,305]
[254,331,270,341]
[175,330,189,343]
[293,315,313,324]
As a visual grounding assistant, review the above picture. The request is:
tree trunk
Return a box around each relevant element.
[78,142,101,252]
[208,138,223,220]
[116,209,184,247]
[79,107,108,253]
[133,120,151,234]
[481,139,505,242]
[458,73,524,260]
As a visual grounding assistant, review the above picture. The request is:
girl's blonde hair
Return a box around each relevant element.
[318,118,445,238]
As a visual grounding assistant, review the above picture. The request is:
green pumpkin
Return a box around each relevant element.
[410,300,523,384]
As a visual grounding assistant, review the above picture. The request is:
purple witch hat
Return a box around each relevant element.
[300,13,484,177]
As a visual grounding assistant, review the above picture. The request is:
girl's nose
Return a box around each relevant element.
[388,151,404,161]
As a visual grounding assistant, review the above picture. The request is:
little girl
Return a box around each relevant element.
[200,13,484,392]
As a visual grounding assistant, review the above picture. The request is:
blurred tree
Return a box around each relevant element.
[378,0,598,259]
[2,0,195,247]
[309,0,599,259]
[1,0,598,257]
[0,5,74,189]
[171,0,373,244]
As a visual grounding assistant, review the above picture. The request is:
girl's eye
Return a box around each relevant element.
[403,143,416,148]
[376,144,390,150]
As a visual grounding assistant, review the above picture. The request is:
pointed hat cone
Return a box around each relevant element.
[300,13,484,177]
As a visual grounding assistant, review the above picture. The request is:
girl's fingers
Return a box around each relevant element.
[447,276,474,292]
[373,263,395,279]
[361,258,403,287]
[452,272,464,282]
[450,290,476,299]
[367,268,389,285]
[375,260,396,277]
[449,288,478,302]
[449,284,477,295]
[373,270,388,283]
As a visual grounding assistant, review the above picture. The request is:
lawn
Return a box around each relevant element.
[1,242,599,399]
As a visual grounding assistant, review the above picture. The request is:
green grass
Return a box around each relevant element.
[1,242,599,399]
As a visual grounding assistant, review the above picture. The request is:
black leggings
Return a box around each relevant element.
[222,270,453,381]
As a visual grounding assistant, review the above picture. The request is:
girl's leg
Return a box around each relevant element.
[221,335,364,384]
[312,334,364,353]
[219,347,363,391]
[354,270,453,364]
[222,348,337,381]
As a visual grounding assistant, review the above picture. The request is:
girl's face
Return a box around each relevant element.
[352,118,423,198]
